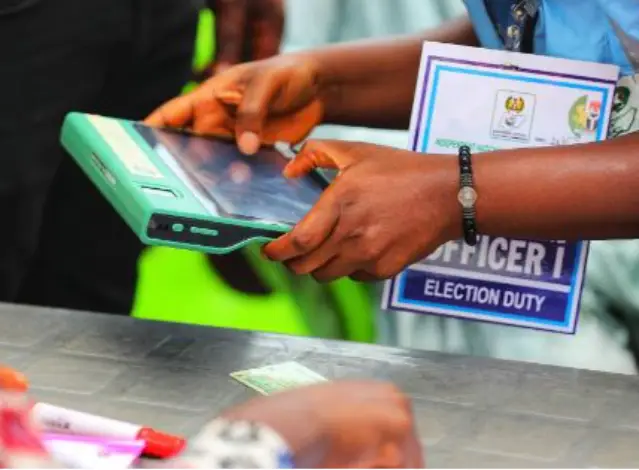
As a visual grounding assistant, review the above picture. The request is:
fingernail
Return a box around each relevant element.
[239,132,260,155]
[216,90,242,105]
[282,161,295,178]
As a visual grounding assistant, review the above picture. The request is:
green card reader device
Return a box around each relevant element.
[60,113,328,254]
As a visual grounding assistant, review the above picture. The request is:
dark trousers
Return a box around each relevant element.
[0,0,197,314]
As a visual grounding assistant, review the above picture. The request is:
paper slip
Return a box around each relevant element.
[382,41,620,334]
[231,361,327,395]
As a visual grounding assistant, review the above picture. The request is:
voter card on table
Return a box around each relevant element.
[382,41,620,334]
[231,361,327,395]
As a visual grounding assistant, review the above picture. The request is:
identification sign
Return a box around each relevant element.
[382,42,619,333]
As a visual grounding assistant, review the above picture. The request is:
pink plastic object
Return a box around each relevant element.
[0,393,58,468]
[41,433,145,468]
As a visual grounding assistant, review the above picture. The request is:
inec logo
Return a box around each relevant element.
[491,90,535,142]
[501,95,527,129]
[568,95,601,137]
[504,95,526,113]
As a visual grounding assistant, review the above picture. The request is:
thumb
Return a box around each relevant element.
[283,140,362,178]
[212,0,247,69]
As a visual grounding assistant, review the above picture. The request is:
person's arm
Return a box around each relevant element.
[313,15,477,130]
[262,135,639,282]
[469,132,639,240]
[146,15,476,152]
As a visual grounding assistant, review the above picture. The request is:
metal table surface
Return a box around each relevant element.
[2,303,639,468]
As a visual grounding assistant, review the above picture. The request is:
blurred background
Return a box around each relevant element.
[131,0,639,377]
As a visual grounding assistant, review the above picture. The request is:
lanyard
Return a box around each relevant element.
[493,0,540,53]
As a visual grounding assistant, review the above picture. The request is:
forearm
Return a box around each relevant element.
[469,133,639,240]
[311,16,477,129]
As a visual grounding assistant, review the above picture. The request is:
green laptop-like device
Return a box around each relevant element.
[60,112,328,254]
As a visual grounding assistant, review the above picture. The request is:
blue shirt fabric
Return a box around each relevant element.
[465,0,639,77]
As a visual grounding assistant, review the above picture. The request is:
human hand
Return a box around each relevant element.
[221,380,424,468]
[208,0,284,75]
[146,53,323,155]
[263,140,461,282]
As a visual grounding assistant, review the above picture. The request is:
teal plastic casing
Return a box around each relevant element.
[60,112,309,254]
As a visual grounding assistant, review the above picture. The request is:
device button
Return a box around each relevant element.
[190,226,219,237]
[172,223,185,233]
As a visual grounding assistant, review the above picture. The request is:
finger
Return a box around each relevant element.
[216,89,243,106]
[263,189,340,261]
[282,150,333,179]
[286,233,365,279]
[349,270,379,283]
[283,139,361,178]
[145,94,196,127]
[235,70,288,154]
[191,101,234,136]
[251,21,283,61]
[209,99,322,147]
[261,99,324,145]
[356,245,423,282]
[248,0,284,60]
[309,255,365,283]
[284,234,341,276]
[211,0,248,68]
[347,406,415,468]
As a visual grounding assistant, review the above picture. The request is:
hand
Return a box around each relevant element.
[221,381,424,468]
[146,52,323,155]
[208,0,284,75]
[263,140,460,282]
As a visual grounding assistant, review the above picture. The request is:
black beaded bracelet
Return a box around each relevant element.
[457,146,478,246]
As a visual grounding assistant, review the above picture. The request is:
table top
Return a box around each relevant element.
[2,303,639,468]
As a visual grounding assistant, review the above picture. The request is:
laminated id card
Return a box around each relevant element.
[382,41,620,334]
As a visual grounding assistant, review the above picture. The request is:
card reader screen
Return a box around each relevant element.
[134,124,326,226]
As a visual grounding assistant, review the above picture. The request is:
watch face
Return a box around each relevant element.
[218,422,261,443]
[457,187,478,208]
[186,420,291,470]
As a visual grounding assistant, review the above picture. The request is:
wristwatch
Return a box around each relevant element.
[182,419,294,469]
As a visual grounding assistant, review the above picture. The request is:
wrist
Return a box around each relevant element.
[425,154,464,243]
[220,405,326,468]
[310,55,343,125]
